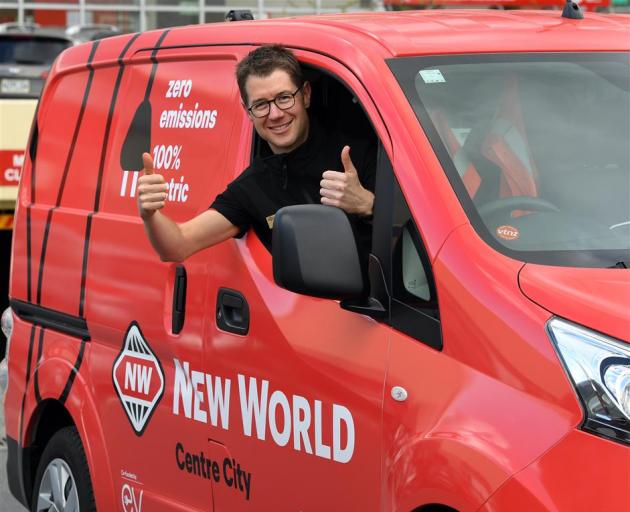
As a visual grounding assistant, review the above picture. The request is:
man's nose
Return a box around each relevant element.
[267,102,284,119]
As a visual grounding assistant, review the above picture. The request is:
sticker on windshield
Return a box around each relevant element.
[419,69,445,84]
[496,225,520,241]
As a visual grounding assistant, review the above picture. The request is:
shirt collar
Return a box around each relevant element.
[260,118,325,174]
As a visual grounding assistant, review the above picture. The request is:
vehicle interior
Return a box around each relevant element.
[417,58,630,261]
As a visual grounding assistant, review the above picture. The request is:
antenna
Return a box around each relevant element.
[225,10,254,22]
[562,0,584,19]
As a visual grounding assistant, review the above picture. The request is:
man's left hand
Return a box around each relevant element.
[320,146,374,216]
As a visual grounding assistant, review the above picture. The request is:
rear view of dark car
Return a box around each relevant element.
[0,30,73,99]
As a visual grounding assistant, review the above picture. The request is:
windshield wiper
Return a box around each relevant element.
[609,261,628,269]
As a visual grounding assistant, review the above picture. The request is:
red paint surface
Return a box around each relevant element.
[4,13,629,512]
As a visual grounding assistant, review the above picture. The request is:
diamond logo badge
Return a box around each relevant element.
[113,322,165,436]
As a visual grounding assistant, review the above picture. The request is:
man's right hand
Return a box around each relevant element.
[135,152,239,261]
[137,152,168,220]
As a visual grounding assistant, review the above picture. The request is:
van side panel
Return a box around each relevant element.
[9,71,91,306]
[84,48,247,509]
[29,71,93,207]
[6,36,155,510]
[39,68,123,314]
[9,32,165,307]
[50,68,120,211]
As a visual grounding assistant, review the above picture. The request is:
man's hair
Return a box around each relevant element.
[236,45,303,105]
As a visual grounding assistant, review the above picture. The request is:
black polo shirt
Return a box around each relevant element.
[210,121,376,251]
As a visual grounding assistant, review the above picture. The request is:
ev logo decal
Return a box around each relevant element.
[121,484,143,512]
[113,322,165,435]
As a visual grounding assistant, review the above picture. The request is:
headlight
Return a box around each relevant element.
[548,317,630,445]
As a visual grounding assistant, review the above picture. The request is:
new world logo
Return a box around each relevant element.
[113,322,165,435]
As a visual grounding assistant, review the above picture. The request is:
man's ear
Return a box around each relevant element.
[302,81,312,109]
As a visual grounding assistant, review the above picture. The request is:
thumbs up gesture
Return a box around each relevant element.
[137,152,168,220]
[320,146,374,216]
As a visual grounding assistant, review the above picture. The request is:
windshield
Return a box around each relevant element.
[389,53,630,268]
[0,36,71,65]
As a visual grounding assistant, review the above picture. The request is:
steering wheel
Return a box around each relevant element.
[478,196,560,218]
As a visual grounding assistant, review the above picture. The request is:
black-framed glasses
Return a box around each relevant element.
[247,84,304,118]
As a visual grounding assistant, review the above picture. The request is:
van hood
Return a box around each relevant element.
[519,264,630,343]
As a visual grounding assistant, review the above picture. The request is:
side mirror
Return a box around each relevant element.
[272,205,366,300]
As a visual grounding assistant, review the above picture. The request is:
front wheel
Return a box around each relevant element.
[31,426,96,512]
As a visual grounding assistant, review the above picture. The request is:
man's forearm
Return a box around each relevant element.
[142,211,188,262]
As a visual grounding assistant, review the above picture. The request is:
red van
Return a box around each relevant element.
[2,9,629,512]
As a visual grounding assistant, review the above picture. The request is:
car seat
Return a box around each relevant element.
[430,109,482,199]
[479,76,539,200]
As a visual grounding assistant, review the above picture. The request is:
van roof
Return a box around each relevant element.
[309,10,630,55]
[166,11,630,56]
[58,11,630,71]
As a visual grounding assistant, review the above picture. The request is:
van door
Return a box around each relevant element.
[193,52,392,511]
[85,42,252,511]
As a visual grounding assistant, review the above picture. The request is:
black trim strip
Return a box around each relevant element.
[79,32,167,316]
[26,206,32,303]
[29,109,39,205]
[59,339,87,405]
[144,30,170,100]
[34,41,100,308]
[11,299,91,340]
[26,107,40,305]
[55,46,99,207]
[78,34,141,317]
[35,209,54,305]
[33,328,45,404]
[18,325,37,443]
[28,119,38,165]
[78,215,93,318]
[93,33,141,214]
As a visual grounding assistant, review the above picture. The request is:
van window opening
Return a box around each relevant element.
[250,63,379,258]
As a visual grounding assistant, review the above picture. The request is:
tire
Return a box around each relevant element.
[31,426,96,512]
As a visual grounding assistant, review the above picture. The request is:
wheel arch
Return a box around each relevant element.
[22,399,75,508]
[413,505,460,512]
[21,354,117,511]
[385,435,524,512]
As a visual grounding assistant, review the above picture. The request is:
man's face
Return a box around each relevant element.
[244,69,311,155]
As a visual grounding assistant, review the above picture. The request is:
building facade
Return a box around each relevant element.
[0,0,376,32]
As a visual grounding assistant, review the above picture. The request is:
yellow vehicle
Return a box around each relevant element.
[0,99,34,219]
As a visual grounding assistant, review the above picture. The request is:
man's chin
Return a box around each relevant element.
[268,136,299,154]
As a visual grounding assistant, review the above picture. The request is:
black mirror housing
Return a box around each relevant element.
[272,205,366,299]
